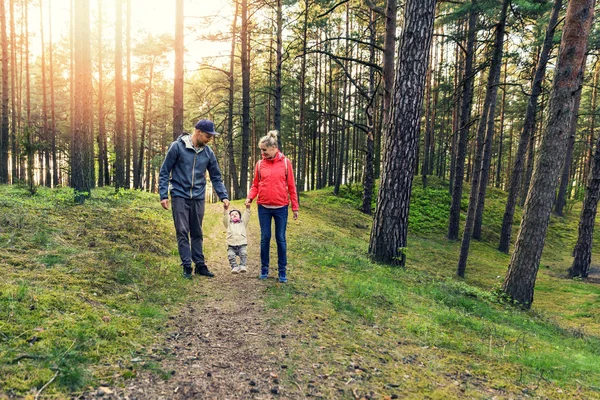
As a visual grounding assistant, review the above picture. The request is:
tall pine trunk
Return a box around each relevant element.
[448,1,477,240]
[369,0,436,266]
[173,0,183,140]
[457,0,508,276]
[114,0,125,190]
[498,0,561,253]
[502,0,595,308]
[472,1,509,240]
[239,0,249,197]
[227,0,239,198]
[72,0,93,203]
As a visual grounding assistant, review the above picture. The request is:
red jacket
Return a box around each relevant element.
[248,152,299,211]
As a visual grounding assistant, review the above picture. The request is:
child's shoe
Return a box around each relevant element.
[239,265,247,273]
[231,266,241,274]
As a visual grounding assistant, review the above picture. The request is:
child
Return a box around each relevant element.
[223,205,251,273]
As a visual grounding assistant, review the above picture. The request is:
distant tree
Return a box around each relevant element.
[114,0,125,190]
[0,0,10,184]
[448,0,477,241]
[72,0,93,203]
[369,0,436,267]
[502,0,595,308]
[457,0,509,277]
[173,0,183,140]
[570,111,600,278]
[239,0,249,198]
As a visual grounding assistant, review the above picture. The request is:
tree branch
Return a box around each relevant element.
[317,0,350,19]
[363,0,385,16]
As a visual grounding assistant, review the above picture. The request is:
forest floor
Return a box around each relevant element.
[78,207,306,400]
[2,181,600,399]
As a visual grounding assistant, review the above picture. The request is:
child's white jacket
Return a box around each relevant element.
[223,209,250,246]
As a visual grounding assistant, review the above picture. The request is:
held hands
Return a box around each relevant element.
[223,199,230,210]
[244,198,252,209]
[160,199,169,210]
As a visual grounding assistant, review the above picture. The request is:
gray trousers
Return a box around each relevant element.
[227,245,248,269]
[172,197,205,268]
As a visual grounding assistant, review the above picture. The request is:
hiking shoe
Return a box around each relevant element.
[195,264,215,278]
[239,265,247,273]
[278,271,287,283]
[182,272,193,280]
[231,266,241,274]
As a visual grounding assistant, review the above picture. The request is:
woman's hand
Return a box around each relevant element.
[293,211,298,220]
[244,198,252,208]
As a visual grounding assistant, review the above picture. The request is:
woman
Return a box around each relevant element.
[245,130,299,283]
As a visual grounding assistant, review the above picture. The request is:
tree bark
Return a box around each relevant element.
[227,0,240,199]
[498,0,562,253]
[72,0,93,203]
[448,0,477,240]
[97,0,107,187]
[114,0,125,190]
[458,0,508,276]
[239,0,250,198]
[274,0,282,136]
[472,1,509,240]
[502,0,595,308]
[570,106,600,277]
[369,0,436,267]
[173,0,183,140]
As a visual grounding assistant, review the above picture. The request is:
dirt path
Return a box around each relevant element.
[80,205,303,399]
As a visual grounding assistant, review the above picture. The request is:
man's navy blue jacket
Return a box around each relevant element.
[159,134,228,201]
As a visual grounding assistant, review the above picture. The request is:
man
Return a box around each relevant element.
[159,119,230,279]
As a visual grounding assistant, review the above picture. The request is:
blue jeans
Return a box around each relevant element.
[258,205,288,275]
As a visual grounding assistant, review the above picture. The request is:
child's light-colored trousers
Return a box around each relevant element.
[227,244,248,269]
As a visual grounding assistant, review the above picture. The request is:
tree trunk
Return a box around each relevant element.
[555,87,584,215]
[297,0,309,193]
[458,0,508,276]
[137,58,154,190]
[97,0,107,187]
[472,1,509,240]
[495,56,508,188]
[274,0,282,136]
[127,0,137,189]
[361,9,376,215]
[9,0,17,182]
[173,0,183,140]
[569,110,600,277]
[114,0,125,190]
[502,0,595,308]
[498,0,562,253]
[0,0,8,183]
[227,0,240,199]
[239,0,250,198]
[72,0,93,203]
[369,0,436,266]
[448,1,477,240]
[382,0,396,129]
[48,0,58,186]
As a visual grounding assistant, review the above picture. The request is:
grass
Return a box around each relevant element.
[2,177,600,398]
[265,177,600,398]
[0,185,189,397]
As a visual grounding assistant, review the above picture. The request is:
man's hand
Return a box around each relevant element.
[223,199,230,209]
[160,199,169,210]
[293,210,299,220]
[244,198,252,208]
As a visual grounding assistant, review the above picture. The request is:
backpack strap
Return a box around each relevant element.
[257,157,288,182]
